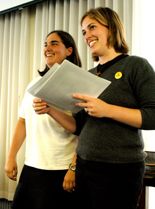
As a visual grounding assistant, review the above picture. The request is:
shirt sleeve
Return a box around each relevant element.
[73,109,86,135]
[18,77,41,119]
[18,90,28,119]
[132,57,155,130]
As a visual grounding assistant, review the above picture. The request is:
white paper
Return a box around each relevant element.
[27,60,111,113]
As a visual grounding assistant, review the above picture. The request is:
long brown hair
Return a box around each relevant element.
[38,30,82,76]
[81,7,129,62]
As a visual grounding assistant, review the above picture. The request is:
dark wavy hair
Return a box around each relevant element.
[38,30,82,76]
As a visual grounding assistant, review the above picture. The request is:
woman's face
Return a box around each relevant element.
[82,16,109,59]
[43,33,72,68]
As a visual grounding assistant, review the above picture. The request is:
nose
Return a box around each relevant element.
[84,30,92,41]
[44,44,51,56]
[45,44,51,51]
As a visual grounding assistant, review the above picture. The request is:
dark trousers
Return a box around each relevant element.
[76,155,145,209]
[11,165,75,209]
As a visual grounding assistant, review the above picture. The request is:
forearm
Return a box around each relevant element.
[48,107,77,133]
[70,153,77,166]
[63,153,77,192]
[107,104,142,128]
[74,94,142,128]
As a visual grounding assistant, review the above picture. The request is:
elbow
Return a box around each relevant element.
[140,108,155,130]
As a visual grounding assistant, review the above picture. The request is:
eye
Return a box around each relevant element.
[44,43,47,47]
[51,43,58,46]
[82,30,86,36]
[90,25,95,30]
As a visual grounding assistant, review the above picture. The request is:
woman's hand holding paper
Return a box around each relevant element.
[73,94,110,118]
[33,98,50,114]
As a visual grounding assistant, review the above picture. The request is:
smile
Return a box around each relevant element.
[46,53,54,57]
[89,40,97,48]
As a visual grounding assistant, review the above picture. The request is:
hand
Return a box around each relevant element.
[73,94,110,118]
[63,169,75,193]
[32,98,50,114]
[5,159,18,181]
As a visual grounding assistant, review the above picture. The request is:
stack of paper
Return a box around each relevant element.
[27,59,111,113]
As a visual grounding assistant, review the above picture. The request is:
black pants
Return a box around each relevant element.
[76,156,145,209]
[11,165,75,209]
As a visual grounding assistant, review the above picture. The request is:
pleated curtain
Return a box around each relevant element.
[0,0,154,203]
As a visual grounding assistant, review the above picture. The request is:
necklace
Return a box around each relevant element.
[96,71,101,76]
[96,54,128,76]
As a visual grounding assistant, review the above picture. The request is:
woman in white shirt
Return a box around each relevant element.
[5,30,81,209]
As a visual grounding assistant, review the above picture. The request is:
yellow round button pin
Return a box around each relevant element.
[115,72,122,79]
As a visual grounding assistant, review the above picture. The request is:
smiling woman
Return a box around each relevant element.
[4,30,81,209]
[32,7,155,209]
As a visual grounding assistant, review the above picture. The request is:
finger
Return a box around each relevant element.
[8,172,16,181]
[32,102,47,108]
[63,180,74,193]
[73,94,92,102]
[33,98,42,103]
[32,100,48,112]
[13,167,18,177]
[63,179,66,189]
[7,171,13,179]
[69,181,74,190]
[12,175,17,181]
[64,181,71,190]
[76,102,88,108]
[34,105,47,112]
[34,109,47,115]
[63,182,71,192]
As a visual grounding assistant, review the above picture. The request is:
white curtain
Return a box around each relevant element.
[0,0,154,205]
[0,8,30,200]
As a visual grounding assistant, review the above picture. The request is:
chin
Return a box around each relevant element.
[47,62,55,68]
[92,52,99,57]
